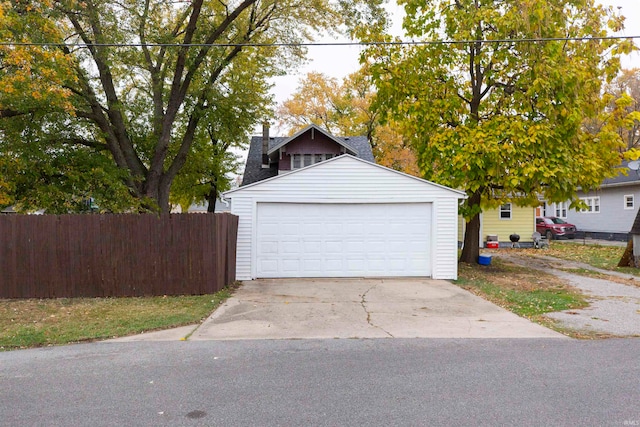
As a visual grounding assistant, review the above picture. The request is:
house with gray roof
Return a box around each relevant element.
[241,124,375,186]
[543,162,640,241]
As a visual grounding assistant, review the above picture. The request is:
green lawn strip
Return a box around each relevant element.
[558,267,606,277]
[613,266,640,277]
[531,317,622,340]
[556,267,640,289]
[455,259,588,321]
[0,286,235,350]
[520,242,640,276]
[455,275,587,317]
[542,242,633,271]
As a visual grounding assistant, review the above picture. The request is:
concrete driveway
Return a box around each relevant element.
[183,278,563,340]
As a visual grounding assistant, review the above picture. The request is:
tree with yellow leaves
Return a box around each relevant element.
[361,0,635,263]
[278,70,419,175]
[607,69,640,151]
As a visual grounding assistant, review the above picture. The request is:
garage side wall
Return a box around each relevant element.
[432,198,459,280]
[231,197,254,281]
[227,157,464,280]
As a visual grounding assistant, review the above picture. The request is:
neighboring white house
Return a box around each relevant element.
[224,155,466,281]
[543,164,640,241]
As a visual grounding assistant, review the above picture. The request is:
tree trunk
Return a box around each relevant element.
[206,183,218,213]
[460,212,481,263]
[618,240,633,267]
[459,190,482,264]
[618,200,640,267]
[156,177,172,214]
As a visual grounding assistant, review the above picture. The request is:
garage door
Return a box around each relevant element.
[256,203,431,278]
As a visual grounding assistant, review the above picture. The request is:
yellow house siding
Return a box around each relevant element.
[483,205,535,242]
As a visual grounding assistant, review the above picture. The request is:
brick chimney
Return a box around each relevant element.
[261,123,269,168]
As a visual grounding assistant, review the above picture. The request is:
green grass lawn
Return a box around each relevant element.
[455,258,588,319]
[542,241,629,270]
[0,286,236,350]
[534,241,640,277]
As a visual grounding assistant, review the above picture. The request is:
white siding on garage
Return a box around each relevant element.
[231,156,461,200]
[433,198,460,279]
[225,155,465,280]
[231,197,254,281]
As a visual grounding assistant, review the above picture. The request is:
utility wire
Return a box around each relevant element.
[0,34,639,48]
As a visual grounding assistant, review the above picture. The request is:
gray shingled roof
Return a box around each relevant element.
[601,161,640,187]
[240,129,374,186]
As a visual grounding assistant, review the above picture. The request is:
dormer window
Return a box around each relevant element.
[291,154,336,170]
[303,154,312,167]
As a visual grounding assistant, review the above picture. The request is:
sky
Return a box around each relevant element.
[270,0,640,112]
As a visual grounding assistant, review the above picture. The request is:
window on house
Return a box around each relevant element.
[292,154,301,169]
[291,154,337,170]
[499,203,512,219]
[625,195,634,210]
[580,197,600,213]
[303,154,312,167]
[552,201,568,218]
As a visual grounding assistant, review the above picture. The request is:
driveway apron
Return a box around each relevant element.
[186,278,564,340]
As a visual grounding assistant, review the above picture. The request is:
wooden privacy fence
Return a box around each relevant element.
[0,213,238,298]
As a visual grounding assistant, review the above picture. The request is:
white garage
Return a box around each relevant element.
[224,155,466,280]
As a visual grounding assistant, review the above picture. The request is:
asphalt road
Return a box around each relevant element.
[2,339,639,426]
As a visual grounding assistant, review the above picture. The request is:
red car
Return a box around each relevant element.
[536,217,577,240]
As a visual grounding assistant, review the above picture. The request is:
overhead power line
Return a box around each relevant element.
[0,34,639,48]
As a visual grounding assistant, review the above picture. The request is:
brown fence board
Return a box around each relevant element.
[0,213,238,299]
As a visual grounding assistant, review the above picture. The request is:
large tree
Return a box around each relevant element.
[0,0,384,213]
[278,71,419,175]
[607,68,640,151]
[360,0,635,263]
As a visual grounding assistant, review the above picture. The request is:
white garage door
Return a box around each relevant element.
[256,203,431,278]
